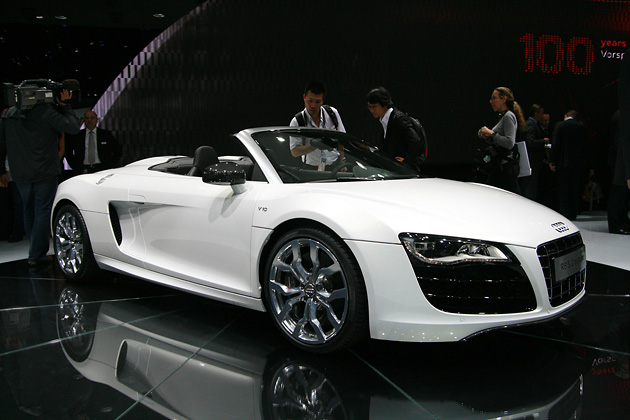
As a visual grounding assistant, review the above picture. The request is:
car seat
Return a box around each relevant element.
[186,146,219,176]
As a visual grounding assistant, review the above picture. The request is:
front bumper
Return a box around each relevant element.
[345,234,586,343]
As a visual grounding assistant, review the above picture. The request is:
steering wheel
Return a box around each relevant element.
[330,162,354,177]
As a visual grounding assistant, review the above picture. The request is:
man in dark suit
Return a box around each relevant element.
[549,110,588,220]
[607,50,630,234]
[65,110,121,176]
[366,87,424,172]
[522,104,550,201]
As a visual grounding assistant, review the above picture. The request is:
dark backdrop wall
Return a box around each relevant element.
[3,0,629,182]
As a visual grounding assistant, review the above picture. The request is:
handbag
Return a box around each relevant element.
[474,143,520,176]
[474,144,502,175]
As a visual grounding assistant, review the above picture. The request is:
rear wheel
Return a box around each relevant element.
[262,228,368,353]
[53,204,99,281]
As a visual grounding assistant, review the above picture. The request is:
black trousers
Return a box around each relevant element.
[555,168,581,220]
[486,169,520,195]
[607,184,630,231]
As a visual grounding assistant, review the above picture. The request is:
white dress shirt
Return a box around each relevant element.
[83,129,102,165]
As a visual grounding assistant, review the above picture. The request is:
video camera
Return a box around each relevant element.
[1,79,80,110]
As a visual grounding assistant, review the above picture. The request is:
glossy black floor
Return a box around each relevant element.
[0,260,628,420]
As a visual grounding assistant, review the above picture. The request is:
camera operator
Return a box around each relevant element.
[0,88,80,268]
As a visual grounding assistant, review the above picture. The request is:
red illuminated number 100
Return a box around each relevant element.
[519,34,594,75]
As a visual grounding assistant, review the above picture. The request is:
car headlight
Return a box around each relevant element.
[399,233,512,265]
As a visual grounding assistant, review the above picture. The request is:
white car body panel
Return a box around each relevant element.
[250,179,578,246]
[52,127,586,345]
[127,174,260,295]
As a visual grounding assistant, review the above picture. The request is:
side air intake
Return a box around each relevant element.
[109,203,123,245]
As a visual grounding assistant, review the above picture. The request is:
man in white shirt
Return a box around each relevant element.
[289,81,345,169]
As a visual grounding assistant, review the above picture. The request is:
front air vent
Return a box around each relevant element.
[414,263,537,314]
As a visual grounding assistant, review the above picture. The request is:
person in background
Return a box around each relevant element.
[541,113,551,136]
[366,86,424,171]
[537,112,557,208]
[0,106,24,243]
[289,81,345,170]
[0,158,25,243]
[65,110,121,176]
[0,89,80,268]
[548,110,588,221]
[608,50,630,234]
[522,104,550,201]
[477,86,526,194]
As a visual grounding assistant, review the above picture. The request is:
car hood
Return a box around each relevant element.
[259,178,577,248]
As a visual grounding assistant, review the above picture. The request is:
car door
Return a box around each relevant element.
[128,172,260,296]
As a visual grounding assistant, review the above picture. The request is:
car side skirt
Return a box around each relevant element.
[94,255,266,312]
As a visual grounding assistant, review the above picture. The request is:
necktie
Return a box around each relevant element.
[87,131,96,165]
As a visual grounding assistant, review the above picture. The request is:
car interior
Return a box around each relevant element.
[149,146,261,181]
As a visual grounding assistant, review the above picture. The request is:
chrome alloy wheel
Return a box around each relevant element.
[55,210,85,275]
[56,287,96,362]
[269,362,346,419]
[58,288,88,343]
[268,238,349,346]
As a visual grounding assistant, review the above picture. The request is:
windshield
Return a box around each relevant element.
[251,129,419,183]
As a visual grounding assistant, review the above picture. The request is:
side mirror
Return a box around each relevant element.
[203,162,247,194]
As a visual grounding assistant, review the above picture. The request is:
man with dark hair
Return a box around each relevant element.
[366,86,424,171]
[0,89,80,267]
[289,81,345,169]
[523,103,550,201]
[549,110,588,220]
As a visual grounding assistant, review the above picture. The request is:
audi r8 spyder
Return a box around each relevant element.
[51,127,587,352]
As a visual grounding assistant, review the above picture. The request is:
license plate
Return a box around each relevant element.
[553,247,586,283]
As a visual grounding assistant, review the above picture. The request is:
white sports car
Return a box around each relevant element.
[52,127,587,352]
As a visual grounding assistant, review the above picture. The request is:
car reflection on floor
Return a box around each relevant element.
[54,279,589,420]
[0,260,628,419]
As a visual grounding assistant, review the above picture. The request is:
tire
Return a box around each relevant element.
[56,286,98,362]
[262,355,347,420]
[53,204,99,281]
[262,228,368,353]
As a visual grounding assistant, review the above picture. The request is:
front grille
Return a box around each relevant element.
[537,233,586,307]
[412,263,537,315]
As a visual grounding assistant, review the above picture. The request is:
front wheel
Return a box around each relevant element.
[263,357,346,420]
[53,204,99,281]
[262,228,368,353]
[56,286,98,362]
